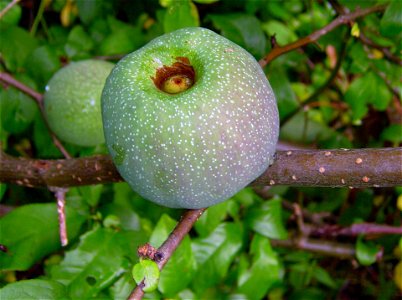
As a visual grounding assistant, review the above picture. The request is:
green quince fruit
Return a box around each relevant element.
[102,27,279,208]
[44,59,114,147]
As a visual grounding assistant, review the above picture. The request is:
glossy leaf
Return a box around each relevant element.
[0,203,85,271]
[209,13,266,58]
[50,227,148,299]
[245,197,288,240]
[344,72,392,121]
[191,222,243,293]
[237,234,283,300]
[163,0,199,33]
[262,20,298,45]
[0,279,69,300]
[108,272,136,300]
[194,201,229,237]
[380,1,402,37]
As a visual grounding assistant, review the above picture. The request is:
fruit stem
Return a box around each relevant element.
[151,57,195,94]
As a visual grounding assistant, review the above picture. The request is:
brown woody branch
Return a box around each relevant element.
[127,209,205,300]
[1,148,401,189]
[0,72,43,104]
[258,4,387,67]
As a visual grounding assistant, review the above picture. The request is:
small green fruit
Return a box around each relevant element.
[44,59,114,147]
[102,27,279,208]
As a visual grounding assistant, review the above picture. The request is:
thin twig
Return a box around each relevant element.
[310,223,402,237]
[52,188,69,246]
[258,4,387,67]
[0,0,20,20]
[127,209,205,300]
[270,237,357,259]
[0,72,43,105]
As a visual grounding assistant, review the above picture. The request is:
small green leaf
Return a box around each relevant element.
[0,203,85,271]
[132,259,160,293]
[356,235,380,266]
[163,0,199,33]
[351,22,360,37]
[245,197,288,240]
[0,279,69,300]
[209,13,266,58]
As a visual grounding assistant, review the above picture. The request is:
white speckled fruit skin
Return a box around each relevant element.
[102,27,279,209]
[44,60,114,147]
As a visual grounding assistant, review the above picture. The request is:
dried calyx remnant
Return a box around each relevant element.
[152,57,195,94]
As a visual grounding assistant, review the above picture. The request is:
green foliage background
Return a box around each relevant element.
[0,0,401,299]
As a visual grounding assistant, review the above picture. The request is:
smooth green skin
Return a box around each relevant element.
[102,27,279,209]
[44,60,114,147]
